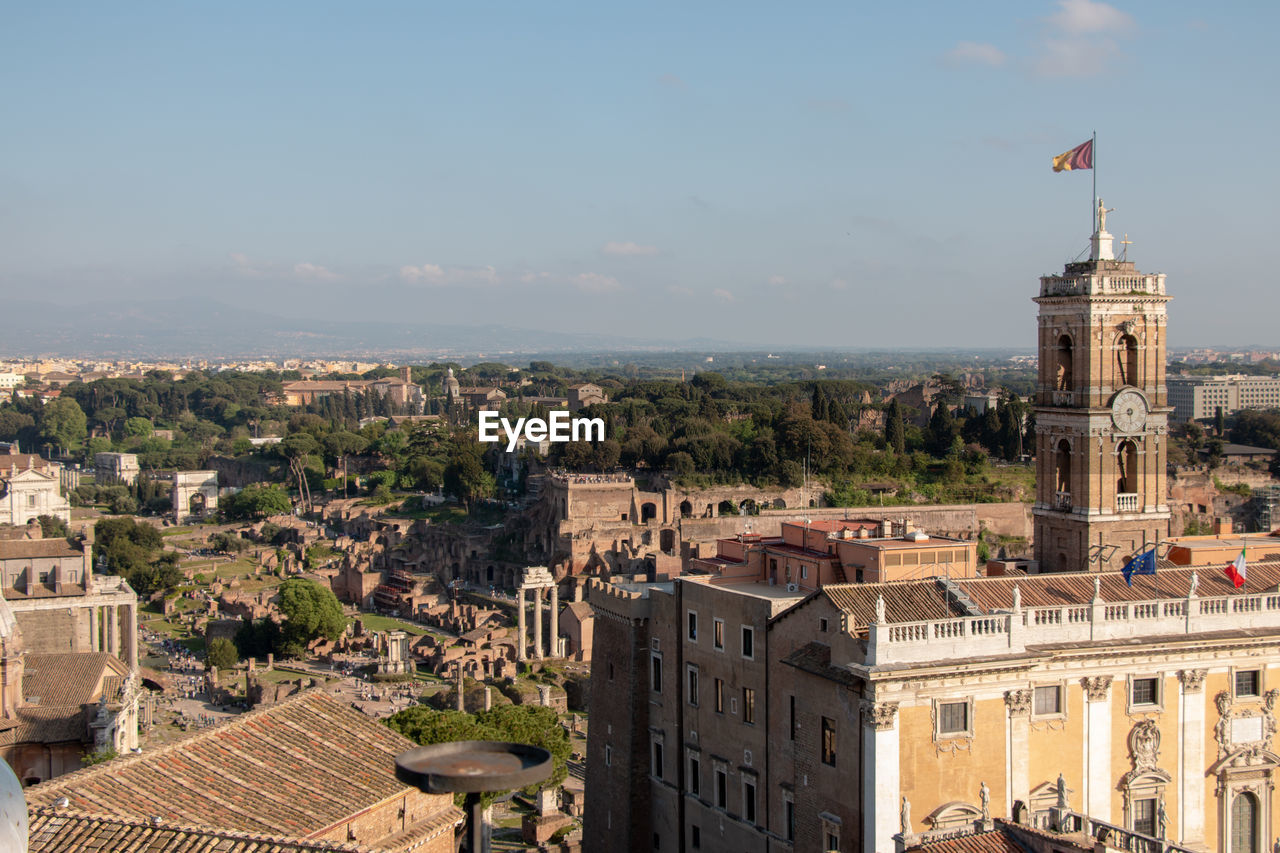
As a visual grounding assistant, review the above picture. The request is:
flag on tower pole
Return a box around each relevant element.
[1224,543,1247,589]
[1052,139,1094,172]
[1121,547,1157,587]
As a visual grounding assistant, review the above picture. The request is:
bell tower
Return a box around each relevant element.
[1032,202,1171,572]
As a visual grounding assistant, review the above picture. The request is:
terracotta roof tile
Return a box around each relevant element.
[28,809,372,853]
[0,538,81,559]
[25,690,424,838]
[822,581,963,625]
[23,652,128,708]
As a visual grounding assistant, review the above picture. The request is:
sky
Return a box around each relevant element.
[2,1,1277,351]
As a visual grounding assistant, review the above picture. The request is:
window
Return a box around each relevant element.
[713,619,724,650]
[741,625,754,659]
[652,740,664,780]
[1231,792,1259,853]
[651,654,662,693]
[1236,669,1261,698]
[687,610,698,641]
[715,768,727,808]
[938,701,969,735]
[801,565,808,579]
[743,777,757,824]
[688,754,700,796]
[653,832,660,849]
[819,617,828,633]
[821,716,837,766]
[1132,797,1156,835]
[789,695,796,739]
[37,570,50,585]
[691,825,701,849]
[714,678,724,713]
[605,745,611,767]
[608,661,615,681]
[687,666,699,706]
[743,688,755,724]
[826,831,840,851]
[785,798,795,841]
[1034,685,1062,715]
[26,494,36,507]
[1131,677,1159,706]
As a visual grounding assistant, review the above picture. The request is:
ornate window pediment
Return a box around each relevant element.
[924,801,982,830]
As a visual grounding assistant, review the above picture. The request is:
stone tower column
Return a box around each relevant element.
[106,606,118,656]
[516,588,527,661]
[533,588,544,659]
[125,604,138,671]
[861,700,901,853]
[88,605,99,652]
[549,583,559,658]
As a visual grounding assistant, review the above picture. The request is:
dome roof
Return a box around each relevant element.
[0,758,27,852]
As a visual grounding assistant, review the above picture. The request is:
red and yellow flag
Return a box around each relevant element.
[1052,139,1093,172]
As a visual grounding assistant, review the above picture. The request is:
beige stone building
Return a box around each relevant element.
[0,454,71,527]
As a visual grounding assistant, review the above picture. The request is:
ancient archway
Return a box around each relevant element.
[640,502,658,524]
[679,500,693,518]
[173,471,219,524]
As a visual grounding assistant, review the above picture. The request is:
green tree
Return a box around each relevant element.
[124,416,154,437]
[927,402,957,457]
[275,578,346,656]
[885,399,906,455]
[39,398,87,455]
[223,485,292,520]
[206,637,239,670]
[37,514,70,539]
[444,452,494,509]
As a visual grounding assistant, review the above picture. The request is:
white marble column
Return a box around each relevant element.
[862,700,900,853]
[89,606,99,652]
[549,584,559,658]
[533,588,544,660]
[1005,690,1031,813]
[106,606,118,656]
[516,588,527,662]
[125,604,138,671]
[1179,669,1207,845]
[1083,676,1113,822]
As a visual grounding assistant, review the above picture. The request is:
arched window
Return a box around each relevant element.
[1117,334,1139,387]
[1056,335,1074,391]
[1055,439,1072,504]
[1231,792,1258,853]
[1117,440,1139,496]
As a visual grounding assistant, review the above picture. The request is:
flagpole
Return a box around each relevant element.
[1091,130,1097,234]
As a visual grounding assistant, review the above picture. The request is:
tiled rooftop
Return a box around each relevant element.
[28,809,372,853]
[25,690,424,838]
[23,652,128,708]
[822,581,964,625]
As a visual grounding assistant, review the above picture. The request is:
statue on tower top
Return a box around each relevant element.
[1097,198,1115,233]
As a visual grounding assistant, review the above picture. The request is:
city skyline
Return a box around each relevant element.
[3,0,1276,350]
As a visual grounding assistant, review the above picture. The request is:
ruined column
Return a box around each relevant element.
[516,587,527,662]
[533,587,544,660]
[549,583,559,658]
[484,686,492,711]
[456,666,465,712]
[88,605,99,652]
[106,606,118,656]
[125,604,138,672]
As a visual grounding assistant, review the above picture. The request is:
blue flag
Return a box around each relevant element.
[1122,548,1157,586]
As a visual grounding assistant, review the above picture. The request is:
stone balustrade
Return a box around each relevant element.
[1116,492,1140,513]
[865,590,1280,665]
[1054,491,1072,510]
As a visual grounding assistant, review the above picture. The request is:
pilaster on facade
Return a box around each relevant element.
[1179,669,1207,845]
[862,698,901,853]
[1082,676,1113,822]
[1005,690,1032,814]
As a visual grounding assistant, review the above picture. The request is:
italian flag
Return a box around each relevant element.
[1224,544,1247,589]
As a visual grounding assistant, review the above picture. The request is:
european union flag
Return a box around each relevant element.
[1122,548,1157,586]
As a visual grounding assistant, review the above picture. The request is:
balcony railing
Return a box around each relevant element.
[1116,493,1140,513]
[1055,491,1072,510]
[865,591,1280,665]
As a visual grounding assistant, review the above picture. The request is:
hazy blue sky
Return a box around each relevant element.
[2,1,1276,350]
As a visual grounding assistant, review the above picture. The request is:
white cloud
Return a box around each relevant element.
[945,41,1006,67]
[574,272,623,294]
[665,285,695,297]
[293,262,338,281]
[519,271,552,284]
[229,252,266,277]
[713,288,735,302]
[602,241,659,256]
[767,275,788,286]
[400,264,498,285]
[1048,0,1134,34]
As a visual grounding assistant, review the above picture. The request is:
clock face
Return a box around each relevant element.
[1111,389,1148,433]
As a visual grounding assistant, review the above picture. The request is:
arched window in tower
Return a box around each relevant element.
[1055,335,1073,392]
[1055,440,1071,509]
[1230,791,1258,853]
[1116,440,1140,510]
[1117,334,1139,387]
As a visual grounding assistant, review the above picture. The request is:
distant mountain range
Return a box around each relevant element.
[0,298,748,359]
